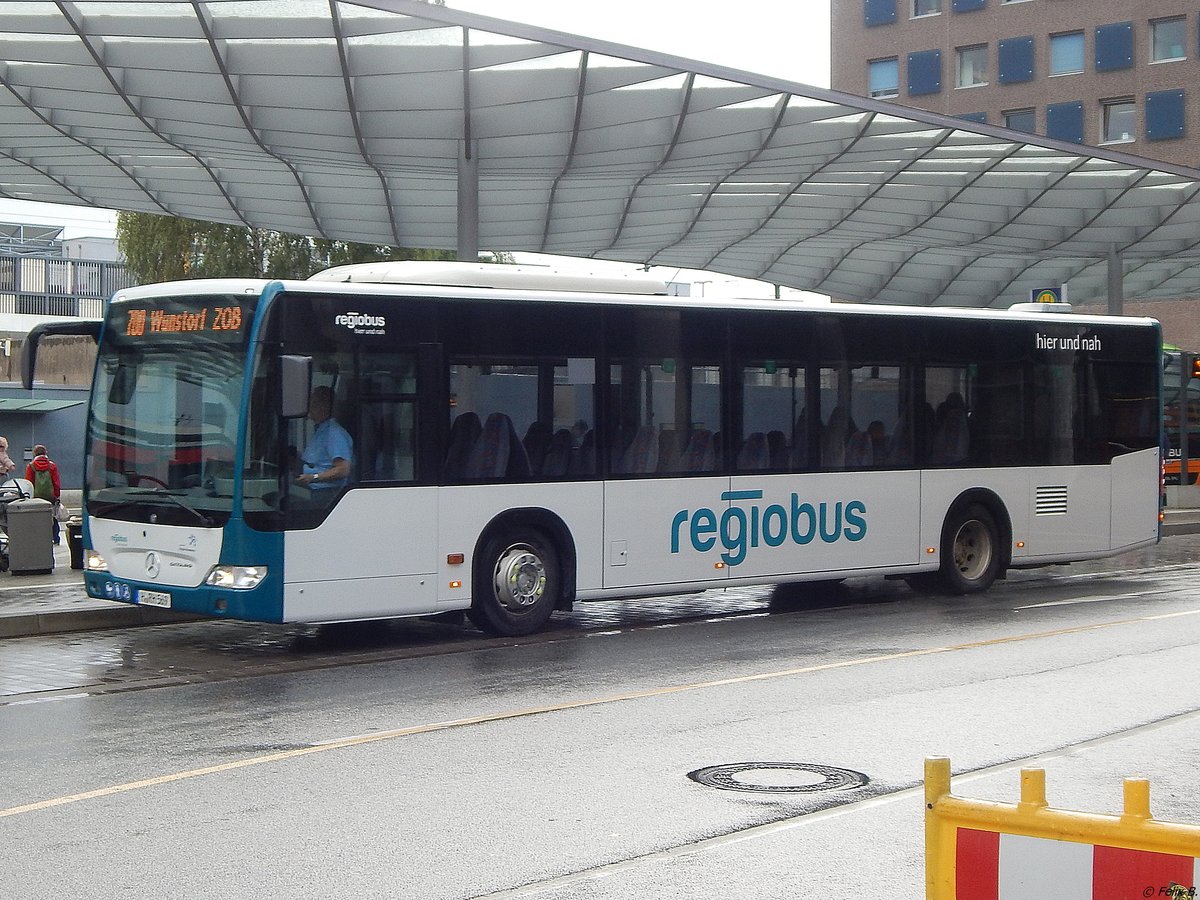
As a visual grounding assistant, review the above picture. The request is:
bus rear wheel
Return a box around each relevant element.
[469,530,560,637]
[937,504,1001,594]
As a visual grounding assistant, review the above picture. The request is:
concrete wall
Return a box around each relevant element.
[0,334,96,386]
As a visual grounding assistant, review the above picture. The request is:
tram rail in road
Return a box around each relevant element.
[6,600,1200,821]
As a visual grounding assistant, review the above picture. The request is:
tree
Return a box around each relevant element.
[115,211,510,284]
[112,213,200,284]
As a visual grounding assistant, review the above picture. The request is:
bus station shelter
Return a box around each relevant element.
[4,0,1200,310]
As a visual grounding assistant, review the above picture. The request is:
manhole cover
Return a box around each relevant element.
[687,762,869,794]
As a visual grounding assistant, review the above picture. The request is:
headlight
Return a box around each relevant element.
[205,565,267,589]
[84,550,109,572]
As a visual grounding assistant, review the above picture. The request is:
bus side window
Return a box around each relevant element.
[522,421,552,475]
[925,367,972,466]
[930,392,969,465]
[445,411,482,480]
[610,360,720,476]
[446,362,537,481]
[355,354,418,483]
[739,363,805,473]
[359,400,415,482]
[465,412,528,479]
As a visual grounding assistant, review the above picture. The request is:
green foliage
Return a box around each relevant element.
[116,211,467,283]
[312,240,456,271]
[113,213,199,283]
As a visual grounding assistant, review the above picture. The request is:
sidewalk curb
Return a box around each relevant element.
[0,605,205,639]
[1165,520,1200,535]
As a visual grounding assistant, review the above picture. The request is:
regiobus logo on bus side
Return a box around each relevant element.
[670,490,868,567]
[335,311,387,335]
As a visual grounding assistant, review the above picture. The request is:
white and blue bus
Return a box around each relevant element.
[27,263,1162,635]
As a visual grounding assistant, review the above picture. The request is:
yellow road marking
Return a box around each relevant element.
[4,607,1198,819]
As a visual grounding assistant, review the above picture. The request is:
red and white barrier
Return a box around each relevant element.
[956,828,1200,899]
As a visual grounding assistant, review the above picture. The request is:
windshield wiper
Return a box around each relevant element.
[93,488,214,526]
[131,487,216,526]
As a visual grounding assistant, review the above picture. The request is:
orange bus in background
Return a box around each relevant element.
[1164,347,1200,485]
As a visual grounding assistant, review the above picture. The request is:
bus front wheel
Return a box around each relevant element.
[469,529,560,637]
[937,504,1001,594]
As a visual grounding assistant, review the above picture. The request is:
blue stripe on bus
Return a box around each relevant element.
[721,490,764,501]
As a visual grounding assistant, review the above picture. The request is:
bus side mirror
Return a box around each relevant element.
[109,362,138,405]
[280,355,312,418]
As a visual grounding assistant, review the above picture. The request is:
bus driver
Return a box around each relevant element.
[295,385,352,491]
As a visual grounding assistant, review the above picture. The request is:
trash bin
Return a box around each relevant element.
[67,516,85,570]
[7,498,55,575]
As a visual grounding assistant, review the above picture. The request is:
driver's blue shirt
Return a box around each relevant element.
[301,418,353,489]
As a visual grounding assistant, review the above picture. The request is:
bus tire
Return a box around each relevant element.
[936,503,1001,594]
[469,529,560,637]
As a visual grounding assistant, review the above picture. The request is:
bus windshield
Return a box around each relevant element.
[86,293,257,525]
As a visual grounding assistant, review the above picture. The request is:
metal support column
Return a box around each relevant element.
[457,141,479,262]
[1107,247,1124,316]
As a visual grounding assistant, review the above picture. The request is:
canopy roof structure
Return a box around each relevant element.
[0,221,63,253]
[4,1,1200,307]
[0,397,83,413]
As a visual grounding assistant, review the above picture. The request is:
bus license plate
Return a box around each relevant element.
[138,590,172,608]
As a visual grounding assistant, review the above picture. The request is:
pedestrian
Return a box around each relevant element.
[26,444,62,544]
[0,435,15,479]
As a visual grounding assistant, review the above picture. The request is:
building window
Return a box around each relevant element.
[868,57,900,98]
[957,45,988,87]
[1049,32,1084,75]
[1004,108,1036,133]
[912,0,941,15]
[1101,99,1136,143]
[1151,17,1187,62]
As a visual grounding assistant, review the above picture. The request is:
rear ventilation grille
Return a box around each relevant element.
[1036,485,1069,516]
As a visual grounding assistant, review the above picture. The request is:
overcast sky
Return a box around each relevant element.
[450,0,830,85]
[0,0,831,271]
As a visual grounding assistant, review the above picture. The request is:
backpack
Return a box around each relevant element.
[32,465,54,502]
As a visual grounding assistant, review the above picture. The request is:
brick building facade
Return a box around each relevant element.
[831,0,1200,348]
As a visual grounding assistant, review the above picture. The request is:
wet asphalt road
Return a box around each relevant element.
[2,535,1199,899]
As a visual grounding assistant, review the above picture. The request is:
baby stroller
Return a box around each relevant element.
[0,477,34,573]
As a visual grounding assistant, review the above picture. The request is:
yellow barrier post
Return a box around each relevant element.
[925,757,953,898]
[925,757,1200,899]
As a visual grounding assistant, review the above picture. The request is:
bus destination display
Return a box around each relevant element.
[118,301,246,341]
